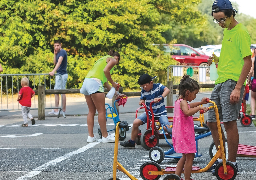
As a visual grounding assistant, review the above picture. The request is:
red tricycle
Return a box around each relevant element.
[135,101,209,150]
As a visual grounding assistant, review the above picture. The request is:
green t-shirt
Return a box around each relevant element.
[86,55,114,84]
[216,23,252,85]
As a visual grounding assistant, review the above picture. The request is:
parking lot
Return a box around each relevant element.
[0,95,256,180]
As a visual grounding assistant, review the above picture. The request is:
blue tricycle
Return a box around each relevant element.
[98,96,129,141]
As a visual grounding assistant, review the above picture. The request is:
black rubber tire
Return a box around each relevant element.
[163,174,181,180]
[140,162,161,180]
[240,115,252,127]
[149,146,165,164]
[141,130,159,150]
[119,128,126,141]
[215,161,237,180]
[209,141,228,159]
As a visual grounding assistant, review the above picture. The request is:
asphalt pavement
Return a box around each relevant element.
[0,93,256,180]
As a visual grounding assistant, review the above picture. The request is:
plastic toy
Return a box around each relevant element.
[109,121,136,180]
[98,96,128,141]
[140,99,237,180]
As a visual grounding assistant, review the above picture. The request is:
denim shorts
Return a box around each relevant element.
[208,79,244,122]
[137,112,170,126]
[54,74,68,90]
[80,78,104,95]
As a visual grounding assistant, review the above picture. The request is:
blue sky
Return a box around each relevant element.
[231,0,256,18]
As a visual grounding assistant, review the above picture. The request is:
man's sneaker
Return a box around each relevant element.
[48,110,55,115]
[120,140,135,148]
[62,111,66,118]
[251,115,255,120]
[102,134,115,143]
[87,136,98,143]
[48,110,59,115]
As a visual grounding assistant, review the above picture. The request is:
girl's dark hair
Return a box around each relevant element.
[178,75,200,97]
[108,50,121,61]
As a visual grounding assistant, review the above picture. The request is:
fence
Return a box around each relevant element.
[1,68,215,118]
[0,73,57,111]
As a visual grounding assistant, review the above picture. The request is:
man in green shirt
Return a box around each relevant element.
[207,0,252,174]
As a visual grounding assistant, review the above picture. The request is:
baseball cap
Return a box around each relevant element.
[138,74,156,85]
[212,0,233,12]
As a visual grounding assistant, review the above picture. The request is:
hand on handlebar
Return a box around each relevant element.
[139,99,145,106]
[199,106,209,114]
[201,97,209,104]
[153,97,161,103]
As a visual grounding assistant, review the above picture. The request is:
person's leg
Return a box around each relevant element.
[55,94,59,112]
[62,94,66,112]
[251,91,256,118]
[85,95,96,137]
[184,153,194,180]
[159,115,172,133]
[61,74,68,112]
[223,121,239,162]
[21,106,28,125]
[130,118,143,141]
[175,154,186,178]
[90,92,108,137]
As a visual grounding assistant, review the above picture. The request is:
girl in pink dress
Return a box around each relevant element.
[172,75,208,180]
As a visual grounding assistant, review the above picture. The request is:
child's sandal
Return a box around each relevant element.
[22,124,28,127]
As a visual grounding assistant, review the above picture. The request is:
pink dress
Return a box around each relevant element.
[172,99,196,153]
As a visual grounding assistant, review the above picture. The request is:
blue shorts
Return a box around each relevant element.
[54,74,68,90]
[80,78,104,95]
[137,112,170,126]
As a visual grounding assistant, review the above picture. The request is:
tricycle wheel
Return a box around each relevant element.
[163,174,181,180]
[141,130,159,150]
[215,161,237,180]
[98,128,102,139]
[149,146,164,164]
[119,128,126,141]
[140,162,161,180]
[209,141,228,159]
[240,115,252,127]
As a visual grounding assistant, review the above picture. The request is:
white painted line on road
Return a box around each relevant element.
[41,148,61,150]
[239,131,256,134]
[0,148,16,149]
[4,123,116,128]
[0,133,43,138]
[16,142,100,180]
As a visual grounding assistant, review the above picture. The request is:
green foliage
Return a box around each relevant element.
[6,0,255,92]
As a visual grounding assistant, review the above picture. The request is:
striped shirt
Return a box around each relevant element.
[140,83,167,118]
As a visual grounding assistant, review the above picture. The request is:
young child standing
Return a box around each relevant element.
[172,75,208,180]
[120,73,172,148]
[17,77,35,127]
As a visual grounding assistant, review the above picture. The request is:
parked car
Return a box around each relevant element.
[160,44,210,66]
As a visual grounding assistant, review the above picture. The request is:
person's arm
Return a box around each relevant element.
[189,97,208,108]
[154,87,170,102]
[104,81,112,91]
[104,57,118,89]
[230,55,252,103]
[17,94,21,101]
[31,89,35,98]
[0,64,3,72]
[49,56,63,76]
[180,99,208,116]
